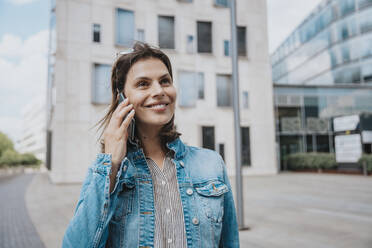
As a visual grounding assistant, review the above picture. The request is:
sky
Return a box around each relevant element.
[0,0,322,144]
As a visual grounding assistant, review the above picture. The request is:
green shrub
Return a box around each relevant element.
[286,152,337,171]
[358,154,372,173]
[19,153,41,165]
[0,149,21,166]
[0,132,14,157]
[0,149,41,167]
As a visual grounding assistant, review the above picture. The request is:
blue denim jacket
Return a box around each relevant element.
[62,137,239,247]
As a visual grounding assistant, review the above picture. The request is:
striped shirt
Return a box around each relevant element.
[145,150,188,248]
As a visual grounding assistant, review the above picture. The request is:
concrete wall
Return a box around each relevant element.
[49,0,277,183]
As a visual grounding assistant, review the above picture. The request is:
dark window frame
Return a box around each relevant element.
[197,21,213,53]
[158,15,175,49]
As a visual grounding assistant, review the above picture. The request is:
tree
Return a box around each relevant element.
[0,132,14,157]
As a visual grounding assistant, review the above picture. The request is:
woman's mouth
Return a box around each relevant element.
[145,103,169,111]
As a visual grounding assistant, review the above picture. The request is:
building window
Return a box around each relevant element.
[93,24,100,43]
[202,126,215,150]
[359,0,372,9]
[116,8,134,46]
[197,21,212,53]
[197,72,205,99]
[214,0,228,7]
[339,0,355,17]
[241,127,251,166]
[158,16,175,49]
[136,29,145,42]
[243,91,249,109]
[92,64,111,104]
[178,71,204,106]
[237,26,247,56]
[217,74,232,107]
[186,35,194,53]
[219,143,225,161]
[224,40,230,56]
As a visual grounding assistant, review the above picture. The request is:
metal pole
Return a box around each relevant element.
[229,0,248,230]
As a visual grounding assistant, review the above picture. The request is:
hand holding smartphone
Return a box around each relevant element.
[117,90,136,142]
[102,90,136,168]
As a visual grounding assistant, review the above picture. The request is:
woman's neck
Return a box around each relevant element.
[136,123,166,158]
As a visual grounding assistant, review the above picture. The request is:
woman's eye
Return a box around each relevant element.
[161,79,171,84]
[138,81,148,87]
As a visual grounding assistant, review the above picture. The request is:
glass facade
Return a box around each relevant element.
[274,86,372,169]
[271,0,372,170]
[271,0,372,86]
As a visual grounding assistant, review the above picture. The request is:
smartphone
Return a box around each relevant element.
[117,90,136,143]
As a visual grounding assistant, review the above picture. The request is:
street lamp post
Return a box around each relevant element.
[229,0,249,230]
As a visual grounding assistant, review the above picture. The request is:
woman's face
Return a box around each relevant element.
[123,57,176,129]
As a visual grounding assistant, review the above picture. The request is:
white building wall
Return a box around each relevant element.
[49,0,277,183]
[17,97,46,162]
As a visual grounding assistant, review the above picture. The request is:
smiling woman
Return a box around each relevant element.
[62,41,240,248]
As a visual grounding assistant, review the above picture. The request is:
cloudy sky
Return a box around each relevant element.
[0,0,322,143]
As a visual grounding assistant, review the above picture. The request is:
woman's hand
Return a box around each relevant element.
[103,98,135,168]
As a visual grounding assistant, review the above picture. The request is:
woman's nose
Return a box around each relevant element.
[151,81,166,96]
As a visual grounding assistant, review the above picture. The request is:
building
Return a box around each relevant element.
[47,0,277,183]
[16,96,46,162]
[271,0,372,170]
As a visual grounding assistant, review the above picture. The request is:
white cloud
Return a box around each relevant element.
[7,0,39,5]
[267,0,323,54]
[0,30,48,142]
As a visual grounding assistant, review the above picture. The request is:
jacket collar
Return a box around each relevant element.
[127,136,187,161]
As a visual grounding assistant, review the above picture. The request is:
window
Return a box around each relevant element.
[92,64,111,104]
[237,26,247,56]
[202,126,215,150]
[224,40,230,56]
[359,0,372,9]
[341,44,350,63]
[186,35,194,53]
[242,91,249,109]
[362,62,372,82]
[214,0,228,7]
[116,8,134,46]
[158,16,175,49]
[197,72,205,99]
[136,29,145,42]
[359,8,372,34]
[241,127,251,166]
[197,21,212,53]
[219,143,225,161]
[93,24,100,43]
[178,71,204,106]
[339,0,355,17]
[216,74,232,107]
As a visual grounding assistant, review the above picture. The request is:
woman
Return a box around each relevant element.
[62,42,240,248]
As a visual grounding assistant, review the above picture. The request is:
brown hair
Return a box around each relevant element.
[96,42,181,153]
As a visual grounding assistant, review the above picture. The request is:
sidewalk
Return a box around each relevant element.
[26,172,372,248]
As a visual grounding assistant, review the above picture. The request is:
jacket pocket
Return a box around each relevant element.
[194,180,229,223]
[112,178,136,223]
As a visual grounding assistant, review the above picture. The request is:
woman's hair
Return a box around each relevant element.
[96,41,181,153]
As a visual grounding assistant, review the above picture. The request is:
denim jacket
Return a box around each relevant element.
[62,137,240,248]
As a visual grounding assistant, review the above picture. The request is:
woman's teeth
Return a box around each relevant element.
[147,104,167,109]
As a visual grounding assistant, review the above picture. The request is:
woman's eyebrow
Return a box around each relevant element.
[134,73,170,81]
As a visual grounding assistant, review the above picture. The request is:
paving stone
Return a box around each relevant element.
[0,174,45,248]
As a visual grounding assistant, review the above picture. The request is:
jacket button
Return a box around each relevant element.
[186,188,193,195]
[123,165,127,172]
[179,161,184,167]
[192,217,199,225]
